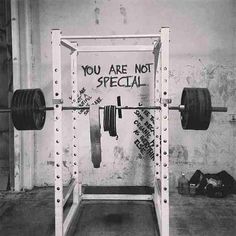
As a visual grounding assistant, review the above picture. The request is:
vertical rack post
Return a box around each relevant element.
[11,0,22,192]
[154,40,161,180]
[52,29,63,236]
[160,27,170,236]
[71,47,81,204]
[153,39,161,225]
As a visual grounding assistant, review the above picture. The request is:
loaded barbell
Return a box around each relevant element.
[0,87,227,131]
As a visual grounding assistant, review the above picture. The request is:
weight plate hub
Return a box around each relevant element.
[181,88,212,130]
[11,89,46,130]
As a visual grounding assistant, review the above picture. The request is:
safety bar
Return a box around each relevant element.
[63,179,76,207]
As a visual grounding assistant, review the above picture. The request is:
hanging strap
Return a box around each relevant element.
[89,104,101,168]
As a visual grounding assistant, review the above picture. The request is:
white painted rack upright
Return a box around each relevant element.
[51,27,170,236]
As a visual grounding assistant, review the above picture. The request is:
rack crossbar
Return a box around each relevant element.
[63,203,80,236]
[75,45,154,53]
[61,34,160,40]
[82,194,153,201]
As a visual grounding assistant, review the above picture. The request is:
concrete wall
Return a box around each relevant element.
[19,0,236,191]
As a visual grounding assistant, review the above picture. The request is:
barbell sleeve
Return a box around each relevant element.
[211,107,227,112]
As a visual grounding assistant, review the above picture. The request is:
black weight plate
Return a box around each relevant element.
[109,105,117,137]
[33,89,46,130]
[197,88,211,130]
[103,106,110,131]
[11,89,46,130]
[181,88,211,130]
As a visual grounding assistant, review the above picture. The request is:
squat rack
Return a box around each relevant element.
[51,27,169,236]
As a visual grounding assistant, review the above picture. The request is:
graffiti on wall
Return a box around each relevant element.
[81,63,153,88]
[69,87,103,115]
[133,106,155,161]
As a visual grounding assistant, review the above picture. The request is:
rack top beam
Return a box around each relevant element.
[75,45,154,53]
[61,34,160,40]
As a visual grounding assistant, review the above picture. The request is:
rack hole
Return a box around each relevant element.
[163,91,167,95]
[164,187,167,191]
[163,163,167,167]
[55,93,59,96]
[56,175,60,179]
[163,151,167,155]
[57,199,60,203]
[57,187,60,191]
[56,164,60,167]
[164,199,167,203]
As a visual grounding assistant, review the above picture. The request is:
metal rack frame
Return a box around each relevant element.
[51,27,170,236]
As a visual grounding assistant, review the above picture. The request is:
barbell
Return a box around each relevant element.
[0,87,227,131]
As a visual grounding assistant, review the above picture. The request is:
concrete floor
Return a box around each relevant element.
[0,187,236,236]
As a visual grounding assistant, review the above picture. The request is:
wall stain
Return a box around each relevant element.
[186,76,191,84]
[217,69,236,104]
[114,146,125,160]
[46,161,68,167]
[169,145,188,161]
[120,6,127,24]
[63,147,69,154]
[94,7,100,24]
